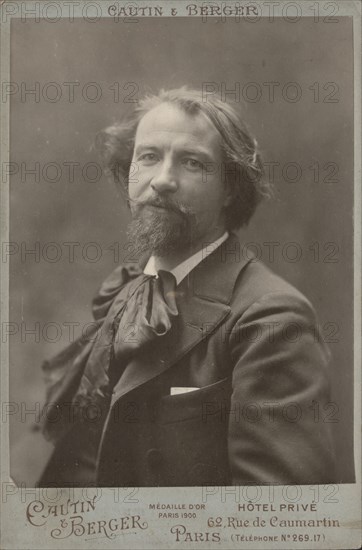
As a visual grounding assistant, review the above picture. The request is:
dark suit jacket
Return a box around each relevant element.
[39,233,336,487]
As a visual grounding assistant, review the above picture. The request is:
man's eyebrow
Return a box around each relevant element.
[180,147,213,160]
[134,143,217,163]
[134,143,160,155]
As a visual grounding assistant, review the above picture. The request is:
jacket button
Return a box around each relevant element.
[146,448,163,469]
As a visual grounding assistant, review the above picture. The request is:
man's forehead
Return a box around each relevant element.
[134,102,221,144]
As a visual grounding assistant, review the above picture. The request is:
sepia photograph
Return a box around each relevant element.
[1,1,360,549]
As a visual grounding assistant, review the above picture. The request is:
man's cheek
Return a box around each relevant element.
[128,167,147,191]
[128,184,145,206]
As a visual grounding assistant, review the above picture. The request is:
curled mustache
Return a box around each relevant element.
[129,195,195,217]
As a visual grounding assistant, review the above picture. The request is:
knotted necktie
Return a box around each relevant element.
[109,270,178,385]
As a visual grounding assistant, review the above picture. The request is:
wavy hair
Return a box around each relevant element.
[96,87,271,229]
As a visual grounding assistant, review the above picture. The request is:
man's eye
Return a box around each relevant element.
[182,158,203,170]
[138,153,158,163]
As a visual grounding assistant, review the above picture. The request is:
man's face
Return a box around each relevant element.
[127,102,228,255]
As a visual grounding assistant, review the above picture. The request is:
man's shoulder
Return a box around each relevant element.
[231,258,315,317]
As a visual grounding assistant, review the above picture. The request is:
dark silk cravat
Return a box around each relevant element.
[75,270,178,404]
[109,270,178,385]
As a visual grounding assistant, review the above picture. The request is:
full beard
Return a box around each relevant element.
[127,198,200,257]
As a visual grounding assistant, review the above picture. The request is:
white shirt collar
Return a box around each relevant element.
[143,232,229,286]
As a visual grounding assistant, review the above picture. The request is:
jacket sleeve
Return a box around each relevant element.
[227,291,336,485]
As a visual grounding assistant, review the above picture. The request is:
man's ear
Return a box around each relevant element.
[223,181,234,207]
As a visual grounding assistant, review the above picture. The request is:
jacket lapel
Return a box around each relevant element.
[110,232,252,405]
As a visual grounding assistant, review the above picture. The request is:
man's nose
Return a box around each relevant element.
[150,159,178,193]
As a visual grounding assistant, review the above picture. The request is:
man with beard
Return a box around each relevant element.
[39,88,336,487]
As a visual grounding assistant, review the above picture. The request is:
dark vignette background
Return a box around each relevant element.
[9,16,354,485]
